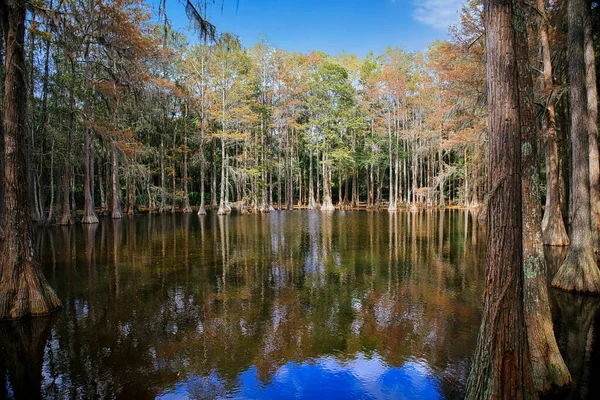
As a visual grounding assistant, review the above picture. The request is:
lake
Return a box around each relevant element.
[0,211,599,399]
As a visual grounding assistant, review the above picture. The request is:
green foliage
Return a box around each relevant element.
[24,0,489,214]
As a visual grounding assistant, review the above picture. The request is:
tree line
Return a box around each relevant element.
[2,0,492,229]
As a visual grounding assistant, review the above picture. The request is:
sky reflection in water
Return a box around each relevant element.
[158,353,442,400]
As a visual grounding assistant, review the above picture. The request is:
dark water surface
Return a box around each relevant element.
[0,211,598,399]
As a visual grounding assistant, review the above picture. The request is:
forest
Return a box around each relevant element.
[1,0,492,224]
[1,0,600,398]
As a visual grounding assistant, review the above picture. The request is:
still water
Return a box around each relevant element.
[0,211,598,399]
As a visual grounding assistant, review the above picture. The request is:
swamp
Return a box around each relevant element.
[2,211,600,399]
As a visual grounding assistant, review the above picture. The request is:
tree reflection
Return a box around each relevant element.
[0,315,58,399]
[1,211,486,399]
[551,291,600,399]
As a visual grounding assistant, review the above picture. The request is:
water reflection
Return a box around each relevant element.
[544,247,600,400]
[0,315,57,399]
[159,354,441,400]
[1,211,486,399]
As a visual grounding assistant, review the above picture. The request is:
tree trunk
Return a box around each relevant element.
[287,145,293,211]
[0,21,4,224]
[82,56,98,224]
[343,176,349,207]
[352,168,358,208]
[403,139,408,204]
[171,146,176,214]
[395,137,400,207]
[465,0,536,397]
[218,137,227,215]
[298,169,303,207]
[45,140,55,226]
[211,138,217,209]
[198,52,207,215]
[26,21,39,224]
[70,166,76,213]
[308,147,317,209]
[198,135,206,215]
[321,155,334,211]
[159,137,166,213]
[557,100,570,229]
[366,165,371,208]
[440,149,446,208]
[59,60,75,226]
[388,113,396,212]
[516,2,571,391]
[125,164,135,216]
[111,142,122,219]
[267,167,274,211]
[105,152,112,214]
[35,24,51,226]
[0,1,62,318]
[552,0,600,294]
[376,166,383,208]
[411,140,417,211]
[316,148,321,204]
[171,124,177,213]
[99,158,106,215]
[584,0,600,248]
[182,104,192,213]
[276,155,282,210]
[539,0,569,246]
[146,174,154,211]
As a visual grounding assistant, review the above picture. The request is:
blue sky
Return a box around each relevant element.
[155,0,464,56]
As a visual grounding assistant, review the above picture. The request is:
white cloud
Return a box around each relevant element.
[411,0,463,30]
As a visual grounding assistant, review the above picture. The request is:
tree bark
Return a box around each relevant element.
[26,18,39,224]
[411,139,417,211]
[82,51,98,224]
[34,21,51,226]
[59,59,75,226]
[45,139,55,226]
[515,0,571,391]
[465,0,536,397]
[99,157,107,215]
[352,168,358,208]
[584,0,600,248]
[111,141,122,219]
[287,139,294,211]
[321,155,334,211]
[552,0,600,294]
[218,137,228,215]
[210,138,217,209]
[366,165,371,208]
[125,162,135,216]
[0,0,62,319]
[198,134,206,216]
[539,0,569,246]
[159,136,166,213]
[388,112,396,212]
[182,103,192,213]
[308,147,317,209]
[558,104,570,229]
[0,19,4,224]
[316,148,321,204]
[171,133,176,213]
[198,51,207,215]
